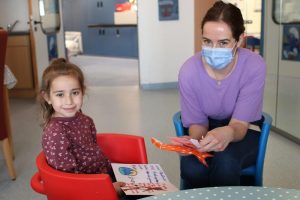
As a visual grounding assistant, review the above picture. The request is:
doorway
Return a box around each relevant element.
[61,0,139,87]
[226,0,263,54]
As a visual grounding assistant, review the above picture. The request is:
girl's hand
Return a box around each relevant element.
[113,182,126,197]
[199,126,234,152]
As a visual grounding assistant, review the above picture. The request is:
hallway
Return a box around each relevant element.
[70,55,139,86]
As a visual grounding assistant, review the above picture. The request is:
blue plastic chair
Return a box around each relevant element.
[172,111,272,188]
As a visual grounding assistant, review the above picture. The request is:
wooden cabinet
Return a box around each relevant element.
[5,35,36,98]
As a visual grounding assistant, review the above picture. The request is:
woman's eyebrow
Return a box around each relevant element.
[202,37,230,42]
[218,39,230,42]
[202,37,211,41]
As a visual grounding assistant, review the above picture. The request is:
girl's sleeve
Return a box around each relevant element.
[88,117,112,173]
[42,125,78,172]
[89,118,97,143]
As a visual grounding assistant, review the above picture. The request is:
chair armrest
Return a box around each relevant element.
[30,172,46,194]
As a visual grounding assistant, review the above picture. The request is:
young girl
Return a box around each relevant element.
[39,58,124,196]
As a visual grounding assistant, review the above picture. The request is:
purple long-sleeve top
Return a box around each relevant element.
[42,112,111,174]
[179,48,266,127]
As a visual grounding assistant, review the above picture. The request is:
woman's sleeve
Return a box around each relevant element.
[233,55,266,122]
[179,62,208,127]
[42,125,77,172]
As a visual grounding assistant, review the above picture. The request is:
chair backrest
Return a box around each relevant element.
[172,111,184,137]
[172,111,273,186]
[97,133,148,164]
[0,30,8,140]
[31,133,148,200]
[255,112,272,186]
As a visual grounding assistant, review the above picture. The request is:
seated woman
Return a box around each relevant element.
[178,1,266,188]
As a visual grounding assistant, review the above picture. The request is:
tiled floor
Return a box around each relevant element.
[0,56,299,200]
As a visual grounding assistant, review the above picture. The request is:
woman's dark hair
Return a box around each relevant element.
[201,1,245,41]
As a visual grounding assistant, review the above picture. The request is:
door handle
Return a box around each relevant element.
[97,1,103,8]
[33,20,41,25]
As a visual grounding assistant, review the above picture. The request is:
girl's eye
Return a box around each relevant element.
[56,93,64,97]
[72,91,80,96]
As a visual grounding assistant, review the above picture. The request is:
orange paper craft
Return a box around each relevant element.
[151,137,213,167]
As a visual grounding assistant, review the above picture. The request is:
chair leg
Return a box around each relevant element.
[7,136,15,160]
[3,87,15,159]
[2,138,16,180]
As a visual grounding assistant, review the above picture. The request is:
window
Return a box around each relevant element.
[273,0,300,24]
[38,0,60,34]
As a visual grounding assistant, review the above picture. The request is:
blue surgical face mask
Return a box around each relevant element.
[202,46,235,70]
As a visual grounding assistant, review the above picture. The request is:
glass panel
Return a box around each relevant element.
[269,0,300,140]
[273,0,300,24]
[38,0,60,34]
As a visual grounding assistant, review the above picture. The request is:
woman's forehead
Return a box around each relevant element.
[202,21,233,40]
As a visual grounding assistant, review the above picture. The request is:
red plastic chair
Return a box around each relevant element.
[0,29,16,180]
[97,133,148,164]
[31,133,148,200]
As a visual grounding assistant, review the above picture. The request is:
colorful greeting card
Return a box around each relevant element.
[111,163,178,195]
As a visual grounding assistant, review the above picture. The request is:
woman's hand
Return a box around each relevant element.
[170,136,195,156]
[198,119,249,152]
[199,126,234,152]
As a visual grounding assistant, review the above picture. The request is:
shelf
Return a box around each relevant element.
[88,24,137,28]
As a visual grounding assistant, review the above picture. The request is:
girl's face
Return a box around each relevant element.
[202,21,236,48]
[45,75,83,118]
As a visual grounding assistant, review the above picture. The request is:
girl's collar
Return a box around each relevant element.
[50,112,80,122]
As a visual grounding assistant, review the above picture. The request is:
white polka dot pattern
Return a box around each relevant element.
[42,112,111,174]
[141,186,300,200]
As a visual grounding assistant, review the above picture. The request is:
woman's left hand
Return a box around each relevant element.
[198,126,234,152]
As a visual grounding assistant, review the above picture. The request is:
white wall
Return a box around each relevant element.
[138,0,194,87]
[0,0,29,31]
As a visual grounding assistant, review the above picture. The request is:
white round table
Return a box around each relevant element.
[141,186,300,200]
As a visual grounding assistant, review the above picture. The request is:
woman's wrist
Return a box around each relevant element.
[189,125,207,141]
[224,125,235,142]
